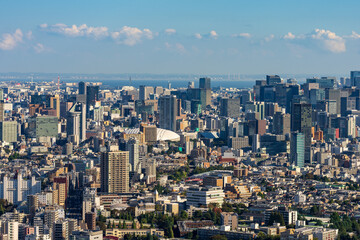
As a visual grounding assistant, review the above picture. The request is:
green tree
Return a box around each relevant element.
[268,212,285,226]
[210,235,227,240]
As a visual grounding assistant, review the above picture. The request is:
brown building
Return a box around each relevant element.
[221,212,239,230]
[85,212,96,230]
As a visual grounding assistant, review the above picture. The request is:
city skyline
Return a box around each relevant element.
[1,0,360,74]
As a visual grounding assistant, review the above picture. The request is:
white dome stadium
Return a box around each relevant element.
[157,128,180,141]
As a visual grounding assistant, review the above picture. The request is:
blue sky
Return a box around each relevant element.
[1,0,360,75]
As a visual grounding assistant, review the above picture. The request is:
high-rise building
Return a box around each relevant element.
[79,82,87,95]
[67,103,86,145]
[199,77,211,89]
[2,221,19,240]
[86,85,99,117]
[220,98,240,118]
[266,75,282,85]
[351,71,360,87]
[27,116,58,139]
[291,102,312,164]
[85,212,96,230]
[49,95,60,118]
[53,220,68,240]
[0,121,18,143]
[273,112,290,135]
[139,86,154,101]
[27,195,39,223]
[290,132,305,168]
[100,151,129,193]
[158,95,177,131]
[126,138,140,174]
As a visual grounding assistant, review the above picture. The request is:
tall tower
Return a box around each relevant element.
[78,81,87,95]
[291,102,312,164]
[126,138,140,174]
[158,95,177,131]
[290,132,305,168]
[101,151,129,193]
[66,102,86,145]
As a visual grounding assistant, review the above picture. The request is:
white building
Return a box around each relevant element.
[294,192,306,203]
[186,187,225,207]
[2,221,19,240]
[0,172,41,204]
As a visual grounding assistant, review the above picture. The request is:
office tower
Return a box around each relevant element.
[78,81,87,95]
[306,77,336,89]
[0,101,3,122]
[100,151,129,193]
[273,112,290,135]
[351,71,360,87]
[53,179,67,207]
[220,98,240,118]
[139,85,154,101]
[85,212,96,230]
[49,95,60,118]
[158,95,177,131]
[291,103,312,164]
[290,132,305,168]
[199,77,211,89]
[141,124,157,144]
[53,220,69,240]
[37,116,58,138]
[86,85,99,117]
[67,103,86,145]
[325,89,341,114]
[126,138,140,174]
[27,195,38,223]
[188,81,195,88]
[266,75,282,85]
[0,121,18,143]
[199,78,211,109]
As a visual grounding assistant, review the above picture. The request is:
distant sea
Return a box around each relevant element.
[0,78,258,89]
[98,79,257,89]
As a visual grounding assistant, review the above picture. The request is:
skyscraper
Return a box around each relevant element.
[126,138,140,174]
[158,95,177,131]
[199,77,211,89]
[350,71,360,87]
[291,102,312,164]
[266,75,282,85]
[290,132,305,167]
[100,151,129,193]
[78,81,87,95]
[67,102,86,145]
[220,98,240,118]
[273,112,290,135]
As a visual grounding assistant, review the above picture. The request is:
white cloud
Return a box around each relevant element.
[347,31,360,39]
[310,29,345,53]
[194,33,202,39]
[165,29,176,35]
[40,23,109,39]
[265,34,274,42]
[283,32,296,40]
[33,43,47,53]
[232,33,251,38]
[0,29,23,50]
[165,42,186,54]
[210,30,218,39]
[111,26,154,46]
[26,31,33,40]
